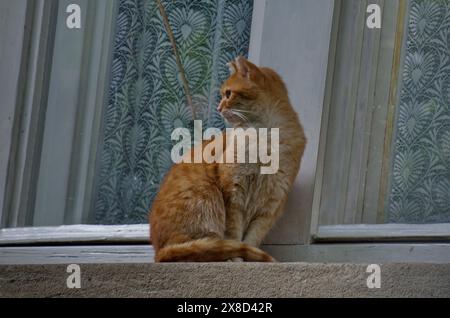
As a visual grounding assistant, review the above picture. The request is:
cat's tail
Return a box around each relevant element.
[155,238,275,262]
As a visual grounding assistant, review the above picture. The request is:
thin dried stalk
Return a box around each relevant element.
[155,0,196,120]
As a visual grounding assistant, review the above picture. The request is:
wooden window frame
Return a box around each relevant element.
[0,0,117,228]
[311,0,450,244]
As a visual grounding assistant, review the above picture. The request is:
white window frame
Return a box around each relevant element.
[310,0,450,244]
[1,0,118,228]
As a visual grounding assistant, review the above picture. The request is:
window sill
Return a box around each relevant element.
[1,243,450,265]
[313,223,450,242]
[1,262,449,297]
[0,224,149,246]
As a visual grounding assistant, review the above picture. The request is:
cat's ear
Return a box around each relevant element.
[227,61,237,75]
[235,56,249,77]
[235,56,262,82]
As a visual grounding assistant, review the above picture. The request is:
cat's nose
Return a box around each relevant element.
[217,103,223,112]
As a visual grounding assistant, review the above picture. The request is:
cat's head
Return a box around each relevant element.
[218,56,289,127]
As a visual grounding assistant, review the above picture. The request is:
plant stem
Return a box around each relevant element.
[155,0,196,120]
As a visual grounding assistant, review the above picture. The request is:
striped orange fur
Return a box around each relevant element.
[149,57,306,262]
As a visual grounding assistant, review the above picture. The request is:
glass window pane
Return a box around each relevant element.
[93,0,254,224]
[1,0,253,228]
[387,0,450,224]
[317,0,450,227]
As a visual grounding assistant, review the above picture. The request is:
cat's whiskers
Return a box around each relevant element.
[232,107,255,120]
[230,109,250,123]
[234,109,253,114]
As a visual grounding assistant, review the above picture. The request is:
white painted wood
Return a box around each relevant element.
[0,245,154,265]
[64,0,117,224]
[0,0,30,227]
[319,0,368,225]
[265,244,450,263]
[250,0,335,244]
[315,224,450,242]
[317,0,369,225]
[0,224,149,245]
[1,243,449,265]
[1,0,116,228]
[344,0,383,224]
[314,0,410,228]
[248,0,266,65]
[30,0,116,226]
[363,0,402,223]
[310,0,342,239]
[6,0,59,227]
[33,0,89,225]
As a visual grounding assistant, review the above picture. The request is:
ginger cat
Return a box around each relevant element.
[150,57,306,262]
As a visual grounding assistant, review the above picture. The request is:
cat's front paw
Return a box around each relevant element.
[231,257,244,262]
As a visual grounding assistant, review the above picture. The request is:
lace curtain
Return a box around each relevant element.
[94,0,253,224]
[388,0,450,223]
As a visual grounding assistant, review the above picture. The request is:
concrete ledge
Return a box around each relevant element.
[1,263,449,298]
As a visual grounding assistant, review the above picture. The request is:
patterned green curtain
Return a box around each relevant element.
[388,0,450,223]
[94,0,253,224]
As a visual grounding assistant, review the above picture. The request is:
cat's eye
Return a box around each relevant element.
[225,90,231,99]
